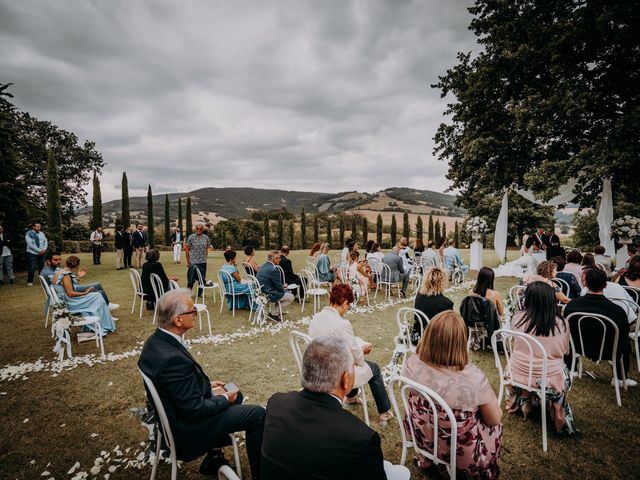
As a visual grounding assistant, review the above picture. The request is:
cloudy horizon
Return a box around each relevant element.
[1,0,478,203]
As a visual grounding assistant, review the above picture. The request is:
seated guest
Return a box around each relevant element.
[256,250,295,321]
[347,250,371,298]
[340,238,354,267]
[413,267,453,345]
[398,237,413,272]
[243,245,260,275]
[364,239,375,255]
[524,261,571,304]
[219,250,254,310]
[546,235,566,260]
[317,243,343,285]
[41,251,62,284]
[52,256,116,334]
[309,242,322,258]
[262,336,407,479]
[141,249,178,310]
[279,245,305,299]
[402,311,502,478]
[138,289,265,477]
[507,282,578,434]
[443,239,470,275]
[551,256,581,299]
[614,256,640,289]
[594,245,613,277]
[365,242,384,262]
[308,285,394,425]
[414,238,425,255]
[421,240,440,266]
[565,268,636,387]
[579,268,638,324]
[382,246,410,298]
[564,250,583,288]
[436,237,446,263]
[470,267,504,317]
[581,253,597,270]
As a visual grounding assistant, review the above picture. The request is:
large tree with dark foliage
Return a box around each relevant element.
[390,215,397,246]
[300,207,307,249]
[46,149,63,250]
[376,214,383,244]
[91,171,102,229]
[186,197,192,237]
[434,0,640,225]
[147,185,155,247]
[164,194,171,246]
[121,172,130,228]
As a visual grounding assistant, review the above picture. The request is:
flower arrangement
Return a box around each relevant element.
[611,215,639,242]
[251,293,269,327]
[51,301,82,361]
[466,216,487,235]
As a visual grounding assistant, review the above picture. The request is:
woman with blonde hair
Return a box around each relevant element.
[402,311,502,479]
[412,267,453,345]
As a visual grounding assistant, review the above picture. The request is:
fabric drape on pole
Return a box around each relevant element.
[597,178,614,256]
[514,178,579,207]
[494,191,509,263]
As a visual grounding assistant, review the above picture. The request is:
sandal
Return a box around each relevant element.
[379,410,394,426]
[345,396,363,406]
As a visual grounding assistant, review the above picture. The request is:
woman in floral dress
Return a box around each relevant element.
[402,311,502,479]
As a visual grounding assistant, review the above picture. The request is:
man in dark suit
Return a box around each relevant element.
[114,225,125,270]
[564,267,635,387]
[138,289,265,477]
[132,223,147,268]
[256,250,294,321]
[261,336,389,479]
[279,245,305,300]
[122,226,134,268]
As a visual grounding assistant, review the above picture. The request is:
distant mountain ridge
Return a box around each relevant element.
[83,186,464,222]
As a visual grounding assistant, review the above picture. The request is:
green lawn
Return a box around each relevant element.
[0,249,638,479]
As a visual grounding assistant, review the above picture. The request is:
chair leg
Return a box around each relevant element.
[360,388,370,426]
[170,450,177,480]
[150,430,162,480]
[205,309,212,336]
[540,392,548,452]
[228,434,242,479]
[636,336,640,373]
[613,359,622,407]
[131,293,136,314]
[139,295,144,319]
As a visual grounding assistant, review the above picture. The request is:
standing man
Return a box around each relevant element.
[171,227,183,264]
[0,224,15,285]
[132,223,146,268]
[25,222,48,286]
[123,225,134,269]
[90,226,103,265]
[114,225,125,270]
[185,223,212,296]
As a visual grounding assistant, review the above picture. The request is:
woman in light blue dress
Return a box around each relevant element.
[52,256,116,334]
[219,250,254,310]
[317,243,343,284]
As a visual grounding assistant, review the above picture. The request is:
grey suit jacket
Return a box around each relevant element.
[382,252,405,282]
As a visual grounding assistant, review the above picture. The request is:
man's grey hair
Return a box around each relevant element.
[301,336,354,393]
[267,250,281,261]
[392,246,400,254]
[156,289,193,328]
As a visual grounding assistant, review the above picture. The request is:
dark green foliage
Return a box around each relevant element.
[300,207,307,249]
[91,171,102,229]
[186,197,192,236]
[454,221,459,247]
[313,215,319,243]
[428,214,434,241]
[263,216,270,249]
[178,198,183,232]
[435,220,441,241]
[121,172,130,228]
[239,220,263,249]
[288,220,294,248]
[164,194,171,246]
[402,212,410,238]
[64,223,91,241]
[339,216,345,246]
[147,185,154,247]
[46,149,63,250]
[277,216,284,248]
[351,219,357,243]
[390,215,397,246]
[416,216,423,241]
[361,217,368,244]
[376,214,383,244]
[326,218,332,246]
[572,211,600,251]
[442,222,447,240]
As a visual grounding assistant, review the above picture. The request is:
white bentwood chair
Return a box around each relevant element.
[388,376,458,477]
[39,275,54,327]
[298,270,328,315]
[491,329,549,451]
[129,268,146,319]
[276,265,300,301]
[375,263,402,302]
[138,368,242,480]
[395,307,429,370]
[193,266,220,305]
[150,273,165,325]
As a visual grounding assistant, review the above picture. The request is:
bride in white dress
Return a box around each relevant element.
[493,244,540,278]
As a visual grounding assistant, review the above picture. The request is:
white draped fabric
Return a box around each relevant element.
[597,178,615,256]
[493,191,509,263]
[514,177,580,207]
[470,239,483,270]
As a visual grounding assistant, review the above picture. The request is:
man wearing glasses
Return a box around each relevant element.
[138,289,265,477]
[185,223,212,295]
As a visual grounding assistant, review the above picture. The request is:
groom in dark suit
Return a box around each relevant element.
[256,250,294,321]
[261,336,388,479]
[138,289,265,477]
[278,245,305,300]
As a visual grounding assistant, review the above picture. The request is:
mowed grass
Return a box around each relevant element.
[0,249,639,479]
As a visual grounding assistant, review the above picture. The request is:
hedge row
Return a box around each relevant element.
[60,241,172,253]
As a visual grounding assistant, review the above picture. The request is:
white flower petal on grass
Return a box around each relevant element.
[108,465,118,473]
[30,459,36,465]
[90,433,99,438]
[40,471,50,476]
[23,418,29,423]
[67,461,80,474]
[90,465,101,475]
[71,472,88,480]
[108,381,113,386]
[59,423,66,427]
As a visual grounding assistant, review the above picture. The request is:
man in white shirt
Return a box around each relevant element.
[90,227,103,265]
[171,227,183,264]
[443,239,469,275]
[25,222,48,286]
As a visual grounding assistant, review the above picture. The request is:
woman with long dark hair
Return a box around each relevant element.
[506,281,577,435]
[581,253,597,270]
[470,267,504,317]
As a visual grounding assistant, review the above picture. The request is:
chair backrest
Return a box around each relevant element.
[460,295,496,327]
[508,285,525,307]
[243,262,255,277]
[129,268,142,292]
[306,255,318,265]
[289,330,312,371]
[595,262,606,272]
[552,278,570,297]
[388,376,457,477]
[420,256,438,269]
[565,312,620,365]
[378,262,392,283]
[246,274,262,290]
[622,286,640,305]
[218,270,235,296]
[39,275,52,301]
[275,265,287,286]
[443,255,458,271]
[48,281,61,304]
[367,257,382,274]
[194,265,206,286]
[138,368,176,458]
[150,273,164,300]
[218,465,241,480]
[491,328,548,392]
[168,279,180,290]
[608,297,639,320]
[396,307,429,346]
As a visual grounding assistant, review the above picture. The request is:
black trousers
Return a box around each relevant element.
[347,360,391,414]
[123,248,133,268]
[92,244,102,264]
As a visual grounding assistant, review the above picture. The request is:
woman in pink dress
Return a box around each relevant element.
[506,281,578,435]
[402,311,503,479]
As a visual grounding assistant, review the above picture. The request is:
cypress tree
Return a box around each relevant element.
[121,172,130,229]
[178,198,183,232]
[91,171,102,229]
[428,214,434,241]
[186,197,192,236]
[402,212,410,239]
[351,218,357,243]
[454,221,459,247]
[300,207,307,249]
[416,216,423,242]
[361,217,368,244]
[442,222,447,240]
[147,184,155,247]
[164,194,171,246]
[435,219,441,241]
[326,218,332,247]
[46,149,63,250]
[277,215,284,248]
[376,214,383,244]
[390,215,397,246]
[339,216,345,246]
[313,215,319,243]
[288,220,294,248]
[263,215,270,249]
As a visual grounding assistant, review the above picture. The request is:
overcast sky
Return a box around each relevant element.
[1,0,478,202]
